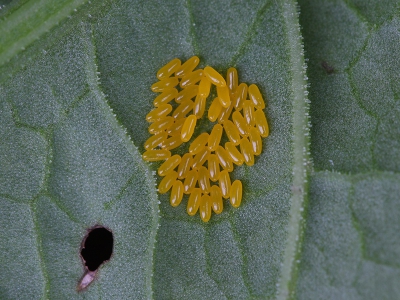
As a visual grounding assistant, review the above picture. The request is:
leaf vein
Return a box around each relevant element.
[103,173,138,210]
[30,201,50,300]
[341,0,370,26]
[185,0,200,56]
[276,1,311,298]
[228,218,253,296]
[203,228,229,300]
[0,0,90,66]
[44,193,83,225]
[230,0,273,66]
[0,193,25,203]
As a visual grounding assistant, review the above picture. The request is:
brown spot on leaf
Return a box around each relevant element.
[321,61,335,74]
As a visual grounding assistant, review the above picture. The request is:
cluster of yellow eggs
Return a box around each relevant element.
[142,56,269,222]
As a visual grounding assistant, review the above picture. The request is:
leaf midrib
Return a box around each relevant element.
[0,0,89,66]
[276,1,310,299]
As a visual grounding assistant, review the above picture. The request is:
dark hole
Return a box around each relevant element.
[81,227,113,271]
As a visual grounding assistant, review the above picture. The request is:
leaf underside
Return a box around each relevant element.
[296,0,400,299]
[0,0,399,299]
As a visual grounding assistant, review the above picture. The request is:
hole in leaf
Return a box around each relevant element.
[81,226,113,272]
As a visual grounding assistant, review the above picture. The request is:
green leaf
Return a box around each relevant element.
[1,0,309,299]
[295,0,400,299]
[0,7,159,298]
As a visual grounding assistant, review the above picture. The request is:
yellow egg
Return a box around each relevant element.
[183,169,198,194]
[158,171,178,194]
[189,133,209,155]
[176,85,199,103]
[144,132,168,150]
[204,66,226,87]
[242,100,255,127]
[226,67,238,95]
[210,185,223,214]
[223,120,241,145]
[193,94,207,119]
[175,56,200,78]
[142,149,171,162]
[198,166,211,193]
[217,85,231,108]
[167,118,186,136]
[215,145,234,172]
[230,180,242,208]
[181,115,197,142]
[248,84,265,109]
[145,104,172,123]
[180,69,204,88]
[153,88,178,107]
[225,142,244,166]
[177,153,193,179]
[217,104,233,124]
[208,124,223,151]
[187,188,201,215]
[254,109,269,137]
[232,83,247,110]
[148,116,174,134]
[172,100,194,119]
[162,135,184,150]
[248,127,262,155]
[239,137,254,166]
[207,154,220,182]
[192,147,210,170]
[208,98,223,122]
[151,77,179,92]
[232,110,249,137]
[158,155,182,176]
[156,58,181,79]
[170,180,184,207]
[200,194,212,222]
[198,76,211,97]
[218,170,231,199]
